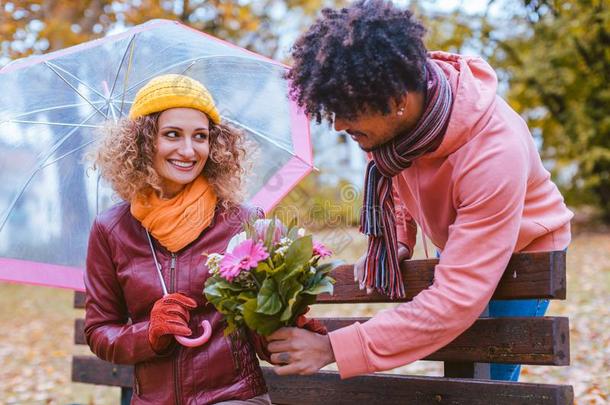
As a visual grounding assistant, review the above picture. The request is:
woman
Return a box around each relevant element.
[84,74,270,404]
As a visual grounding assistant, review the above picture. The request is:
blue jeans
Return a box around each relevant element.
[434,250,550,381]
[488,298,549,381]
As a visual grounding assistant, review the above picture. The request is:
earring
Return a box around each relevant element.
[397,107,405,116]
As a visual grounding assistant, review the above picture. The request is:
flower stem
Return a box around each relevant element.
[250,272,261,289]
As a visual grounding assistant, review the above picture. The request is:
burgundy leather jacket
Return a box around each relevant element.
[84,202,267,404]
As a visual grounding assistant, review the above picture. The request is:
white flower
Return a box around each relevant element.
[297,228,306,237]
[226,231,247,252]
[276,245,289,256]
[205,253,224,275]
[274,237,293,256]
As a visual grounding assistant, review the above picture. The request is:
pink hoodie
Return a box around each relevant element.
[328,51,573,379]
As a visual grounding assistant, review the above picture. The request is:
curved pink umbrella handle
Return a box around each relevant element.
[175,320,212,347]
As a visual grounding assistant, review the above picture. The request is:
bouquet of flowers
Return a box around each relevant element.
[203,218,336,336]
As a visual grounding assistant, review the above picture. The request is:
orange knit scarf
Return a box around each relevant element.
[131,176,218,252]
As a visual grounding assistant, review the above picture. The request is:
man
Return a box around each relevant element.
[267,0,573,381]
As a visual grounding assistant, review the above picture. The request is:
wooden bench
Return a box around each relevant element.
[72,250,573,404]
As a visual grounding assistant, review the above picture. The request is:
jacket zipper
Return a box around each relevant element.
[170,253,182,405]
[170,254,177,288]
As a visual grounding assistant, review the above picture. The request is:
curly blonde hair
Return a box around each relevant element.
[93,112,248,208]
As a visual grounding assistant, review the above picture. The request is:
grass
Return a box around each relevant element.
[0,227,607,404]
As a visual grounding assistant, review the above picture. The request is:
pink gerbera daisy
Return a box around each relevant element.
[219,239,269,281]
[313,241,332,258]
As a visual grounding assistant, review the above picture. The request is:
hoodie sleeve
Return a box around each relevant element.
[84,219,168,364]
[329,140,528,378]
[393,186,417,256]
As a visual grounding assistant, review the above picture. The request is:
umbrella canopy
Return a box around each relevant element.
[0,19,312,291]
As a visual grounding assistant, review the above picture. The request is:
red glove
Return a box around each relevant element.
[148,293,198,353]
[295,307,327,335]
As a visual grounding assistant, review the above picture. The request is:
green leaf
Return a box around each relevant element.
[288,295,317,325]
[279,278,304,322]
[256,278,282,315]
[303,277,334,296]
[280,263,306,283]
[255,261,274,277]
[269,262,285,274]
[203,282,223,298]
[214,278,244,291]
[316,260,342,275]
[303,261,340,290]
[237,291,256,301]
[284,235,313,269]
[242,298,281,336]
[219,298,240,312]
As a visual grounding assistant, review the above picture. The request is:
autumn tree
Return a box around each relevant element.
[494,0,610,222]
[0,0,346,64]
[459,0,610,221]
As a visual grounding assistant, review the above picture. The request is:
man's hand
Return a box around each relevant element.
[354,242,411,293]
[267,327,335,375]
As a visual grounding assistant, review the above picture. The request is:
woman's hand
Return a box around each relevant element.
[148,293,197,353]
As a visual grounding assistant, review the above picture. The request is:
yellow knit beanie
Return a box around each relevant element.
[128,74,221,124]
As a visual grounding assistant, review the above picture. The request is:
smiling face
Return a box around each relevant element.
[153,108,211,198]
[333,91,425,152]
[333,113,403,152]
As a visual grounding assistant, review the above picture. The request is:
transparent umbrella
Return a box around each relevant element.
[0,19,312,291]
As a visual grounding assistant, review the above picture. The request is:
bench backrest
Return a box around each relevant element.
[72,250,573,404]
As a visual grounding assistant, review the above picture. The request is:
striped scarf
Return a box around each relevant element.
[360,60,453,298]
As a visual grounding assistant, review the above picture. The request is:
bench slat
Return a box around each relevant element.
[262,368,573,405]
[73,316,570,365]
[73,251,567,309]
[323,316,570,365]
[72,355,133,387]
[71,357,573,405]
[319,251,566,304]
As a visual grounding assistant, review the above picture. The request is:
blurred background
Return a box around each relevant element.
[0,0,608,403]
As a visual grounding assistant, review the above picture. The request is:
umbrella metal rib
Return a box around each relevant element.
[223,116,310,166]
[108,34,137,111]
[39,137,98,170]
[35,110,99,169]
[7,119,104,129]
[44,62,108,119]
[43,62,108,102]
[117,35,137,118]
[106,99,119,122]
[0,102,105,123]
